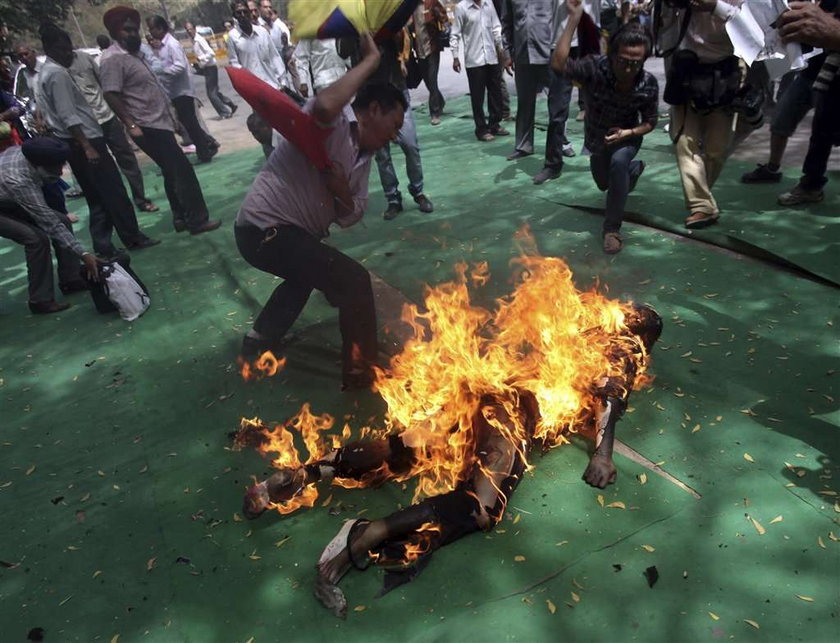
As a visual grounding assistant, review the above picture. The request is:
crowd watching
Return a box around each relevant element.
[0,0,838,379]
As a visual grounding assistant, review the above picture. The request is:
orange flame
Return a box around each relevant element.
[239,243,651,517]
[240,350,286,382]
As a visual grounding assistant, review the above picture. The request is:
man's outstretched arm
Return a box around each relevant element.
[551,0,584,73]
[313,32,380,125]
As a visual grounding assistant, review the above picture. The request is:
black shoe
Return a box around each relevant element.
[414,194,434,213]
[629,160,645,193]
[506,150,531,161]
[126,236,162,250]
[29,300,71,315]
[533,166,561,185]
[189,219,222,235]
[59,280,88,295]
[173,219,187,232]
[492,127,510,136]
[240,334,283,361]
[383,202,403,220]
[562,146,576,158]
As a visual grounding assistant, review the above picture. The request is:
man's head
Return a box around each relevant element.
[224,20,233,32]
[21,137,70,183]
[231,1,253,32]
[608,24,650,84]
[103,6,143,54]
[259,0,274,22]
[146,15,169,42]
[96,34,112,50]
[185,22,196,39]
[351,82,407,153]
[40,24,74,68]
[16,45,37,70]
[246,111,272,145]
[248,0,260,24]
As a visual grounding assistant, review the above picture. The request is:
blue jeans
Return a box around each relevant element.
[375,91,424,204]
[589,141,642,233]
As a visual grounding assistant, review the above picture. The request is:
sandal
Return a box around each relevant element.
[137,200,159,213]
[317,519,372,579]
[684,211,720,229]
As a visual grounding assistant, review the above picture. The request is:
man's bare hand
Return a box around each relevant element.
[82,253,101,282]
[778,2,840,49]
[604,127,634,145]
[583,454,617,488]
[453,57,461,73]
[567,0,584,19]
[84,146,101,164]
[300,83,309,98]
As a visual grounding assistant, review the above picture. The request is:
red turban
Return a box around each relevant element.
[103,6,141,35]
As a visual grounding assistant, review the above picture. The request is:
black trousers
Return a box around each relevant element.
[65,136,143,256]
[172,95,215,161]
[133,127,209,230]
[0,203,79,303]
[466,64,504,138]
[235,223,378,376]
[422,51,445,118]
[801,81,840,190]
[513,62,570,169]
[101,116,147,206]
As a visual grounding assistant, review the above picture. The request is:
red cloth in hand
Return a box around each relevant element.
[226,67,333,170]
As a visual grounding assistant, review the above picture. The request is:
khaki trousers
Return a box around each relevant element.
[670,104,735,215]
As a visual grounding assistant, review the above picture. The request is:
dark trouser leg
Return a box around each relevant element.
[40,184,82,285]
[172,95,213,161]
[134,127,210,229]
[513,63,547,155]
[203,65,231,117]
[466,66,489,137]
[424,51,444,117]
[0,207,57,303]
[546,65,573,170]
[590,142,641,233]
[800,84,840,190]
[235,224,378,374]
[375,143,402,205]
[396,90,424,197]
[486,63,504,133]
[101,117,147,205]
[68,137,143,248]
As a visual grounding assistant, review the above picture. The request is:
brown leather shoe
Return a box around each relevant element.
[189,219,222,235]
[684,212,720,229]
[29,300,71,315]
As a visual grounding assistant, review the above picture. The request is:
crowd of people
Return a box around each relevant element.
[0,1,838,383]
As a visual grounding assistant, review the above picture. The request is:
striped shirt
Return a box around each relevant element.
[564,55,659,154]
[0,146,86,256]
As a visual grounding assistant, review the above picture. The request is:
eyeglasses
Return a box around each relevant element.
[616,57,644,69]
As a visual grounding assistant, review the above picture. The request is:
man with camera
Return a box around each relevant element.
[659,0,746,229]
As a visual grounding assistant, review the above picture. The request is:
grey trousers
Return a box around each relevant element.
[0,204,79,303]
[101,116,148,206]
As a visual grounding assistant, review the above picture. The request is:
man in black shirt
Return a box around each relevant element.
[552,0,658,254]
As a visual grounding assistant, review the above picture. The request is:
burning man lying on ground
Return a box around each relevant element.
[233,257,662,617]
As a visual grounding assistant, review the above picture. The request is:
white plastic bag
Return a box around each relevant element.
[103,263,150,321]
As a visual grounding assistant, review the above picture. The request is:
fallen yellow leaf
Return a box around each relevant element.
[709,612,719,620]
[744,619,760,629]
[514,555,526,562]
[111,635,120,643]
[795,595,814,602]
[606,501,626,509]
[249,554,261,560]
[642,545,655,552]
[146,557,156,571]
[25,465,36,476]
[233,513,243,522]
[354,605,367,612]
[769,515,783,524]
[817,536,826,549]
[638,473,647,485]
[597,494,605,508]
[321,494,333,507]
[513,513,521,524]
[571,592,580,603]
[572,578,586,590]
[692,424,701,433]
[93,570,102,578]
[744,453,755,463]
[750,517,766,535]
[546,599,556,614]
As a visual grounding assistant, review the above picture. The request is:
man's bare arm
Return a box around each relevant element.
[103,91,142,139]
[313,32,380,125]
[551,0,584,73]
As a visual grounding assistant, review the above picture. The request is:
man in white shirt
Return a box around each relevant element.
[228,0,287,90]
[258,0,291,53]
[451,0,511,141]
[146,15,218,163]
[185,21,238,119]
[294,38,348,96]
[37,24,159,257]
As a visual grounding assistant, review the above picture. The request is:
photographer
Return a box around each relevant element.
[659,0,750,229]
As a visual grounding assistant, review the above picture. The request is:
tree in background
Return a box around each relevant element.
[0,0,74,35]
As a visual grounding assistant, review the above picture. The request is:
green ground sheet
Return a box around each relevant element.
[1,96,838,643]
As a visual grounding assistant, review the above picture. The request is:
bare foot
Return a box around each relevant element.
[318,520,386,584]
[242,467,307,519]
